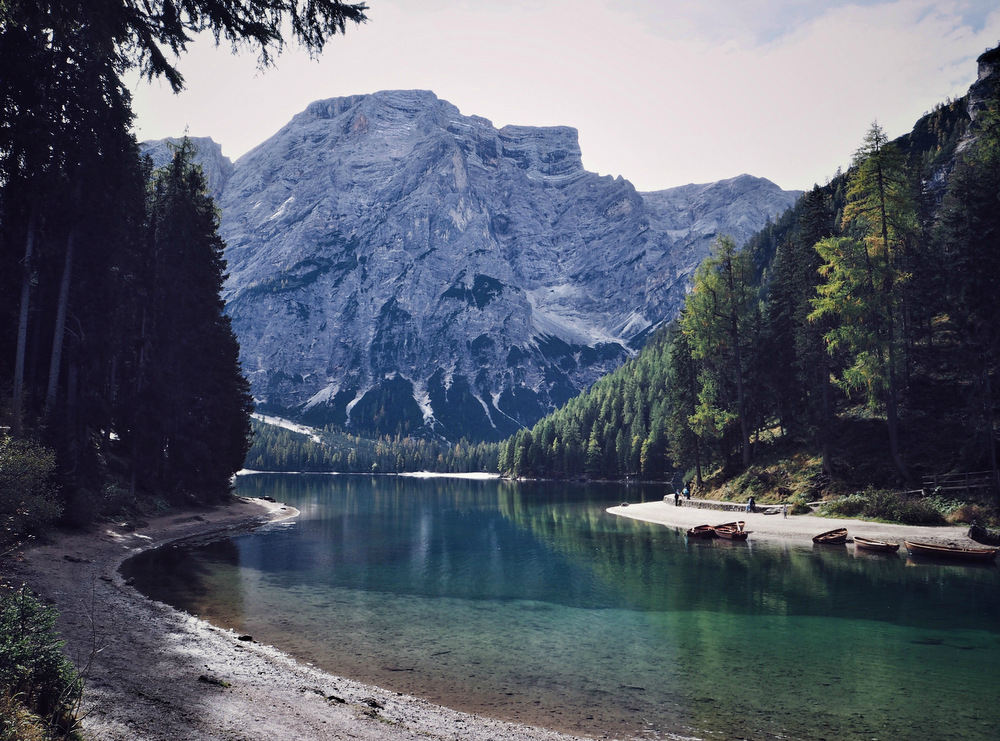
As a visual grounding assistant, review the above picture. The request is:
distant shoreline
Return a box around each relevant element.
[237,469,502,479]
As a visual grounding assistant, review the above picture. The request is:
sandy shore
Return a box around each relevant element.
[607,497,978,547]
[3,498,602,741]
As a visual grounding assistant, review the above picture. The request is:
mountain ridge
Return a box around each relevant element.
[144,90,800,441]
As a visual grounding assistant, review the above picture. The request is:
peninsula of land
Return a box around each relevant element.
[607,497,975,547]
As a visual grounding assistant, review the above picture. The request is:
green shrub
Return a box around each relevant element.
[97,483,133,518]
[0,585,81,734]
[0,437,62,544]
[820,487,946,525]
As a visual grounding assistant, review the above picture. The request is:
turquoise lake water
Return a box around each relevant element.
[122,474,1000,740]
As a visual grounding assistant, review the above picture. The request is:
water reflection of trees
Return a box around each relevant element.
[488,480,1000,633]
[137,475,1000,741]
[234,474,1000,634]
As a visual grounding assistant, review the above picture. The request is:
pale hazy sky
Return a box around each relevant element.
[127,0,1000,192]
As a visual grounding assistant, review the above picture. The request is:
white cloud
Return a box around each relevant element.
[127,0,1000,191]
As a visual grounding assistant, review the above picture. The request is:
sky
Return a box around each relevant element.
[127,0,1000,193]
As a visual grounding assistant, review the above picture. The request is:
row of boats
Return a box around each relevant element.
[687,523,998,562]
[686,521,748,541]
[811,527,998,562]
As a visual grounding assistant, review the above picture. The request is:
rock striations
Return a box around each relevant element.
[147,90,800,441]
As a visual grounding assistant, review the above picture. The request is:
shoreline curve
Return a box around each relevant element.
[5,497,613,741]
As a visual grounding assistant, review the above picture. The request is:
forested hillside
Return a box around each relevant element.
[498,46,1000,507]
[245,417,498,474]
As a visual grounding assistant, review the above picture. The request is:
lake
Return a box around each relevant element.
[122,474,1000,740]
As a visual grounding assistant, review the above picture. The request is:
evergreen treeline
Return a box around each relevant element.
[246,417,499,474]
[1,2,367,535]
[495,328,676,479]
[498,52,1000,492]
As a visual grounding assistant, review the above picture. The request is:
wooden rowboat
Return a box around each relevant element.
[812,527,848,544]
[904,540,998,563]
[713,521,748,541]
[686,524,717,539]
[854,536,900,553]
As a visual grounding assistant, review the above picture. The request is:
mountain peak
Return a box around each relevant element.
[145,93,800,441]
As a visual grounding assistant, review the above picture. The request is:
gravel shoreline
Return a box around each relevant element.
[607,498,978,547]
[4,498,613,741]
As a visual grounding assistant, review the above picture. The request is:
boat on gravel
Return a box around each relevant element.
[904,540,998,563]
[713,521,748,541]
[686,525,717,539]
[854,536,900,553]
[812,527,848,544]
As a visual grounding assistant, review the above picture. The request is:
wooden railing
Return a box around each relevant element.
[922,470,999,494]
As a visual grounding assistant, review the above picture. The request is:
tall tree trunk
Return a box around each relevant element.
[981,354,999,498]
[885,362,910,483]
[820,349,833,478]
[732,335,751,469]
[44,227,76,418]
[694,437,703,488]
[11,208,38,437]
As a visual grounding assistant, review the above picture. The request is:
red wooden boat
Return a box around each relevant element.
[854,536,900,553]
[686,524,717,539]
[812,527,848,544]
[713,521,748,541]
[904,540,998,563]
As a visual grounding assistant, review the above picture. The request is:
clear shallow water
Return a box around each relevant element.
[123,475,1000,740]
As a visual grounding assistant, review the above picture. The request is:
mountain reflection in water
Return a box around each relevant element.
[123,474,1000,741]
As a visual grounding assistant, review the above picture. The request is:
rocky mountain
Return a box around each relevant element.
[147,91,800,441]
[142,136,233,199]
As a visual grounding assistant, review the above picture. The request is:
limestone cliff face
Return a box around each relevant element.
[145,91,800,441]
[968,45,1000,124]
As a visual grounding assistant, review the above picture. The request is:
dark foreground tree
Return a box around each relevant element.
[934,78,1000,479]
[122,141,253,501]
[2,0,366,513]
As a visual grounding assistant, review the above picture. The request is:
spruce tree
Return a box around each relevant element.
[682,236,761,470]
[934,97,1000,477]
[125,141,253,500]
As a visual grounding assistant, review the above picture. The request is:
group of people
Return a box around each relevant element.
[672,486,691,506]
[668,487,787,518]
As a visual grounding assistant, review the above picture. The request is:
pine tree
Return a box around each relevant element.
[123,141,253,500]
[682,236,761,470]
[763,185,837,473]
[662,325,702,486]
[810,123,917,481]
[934,93,1000,477]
